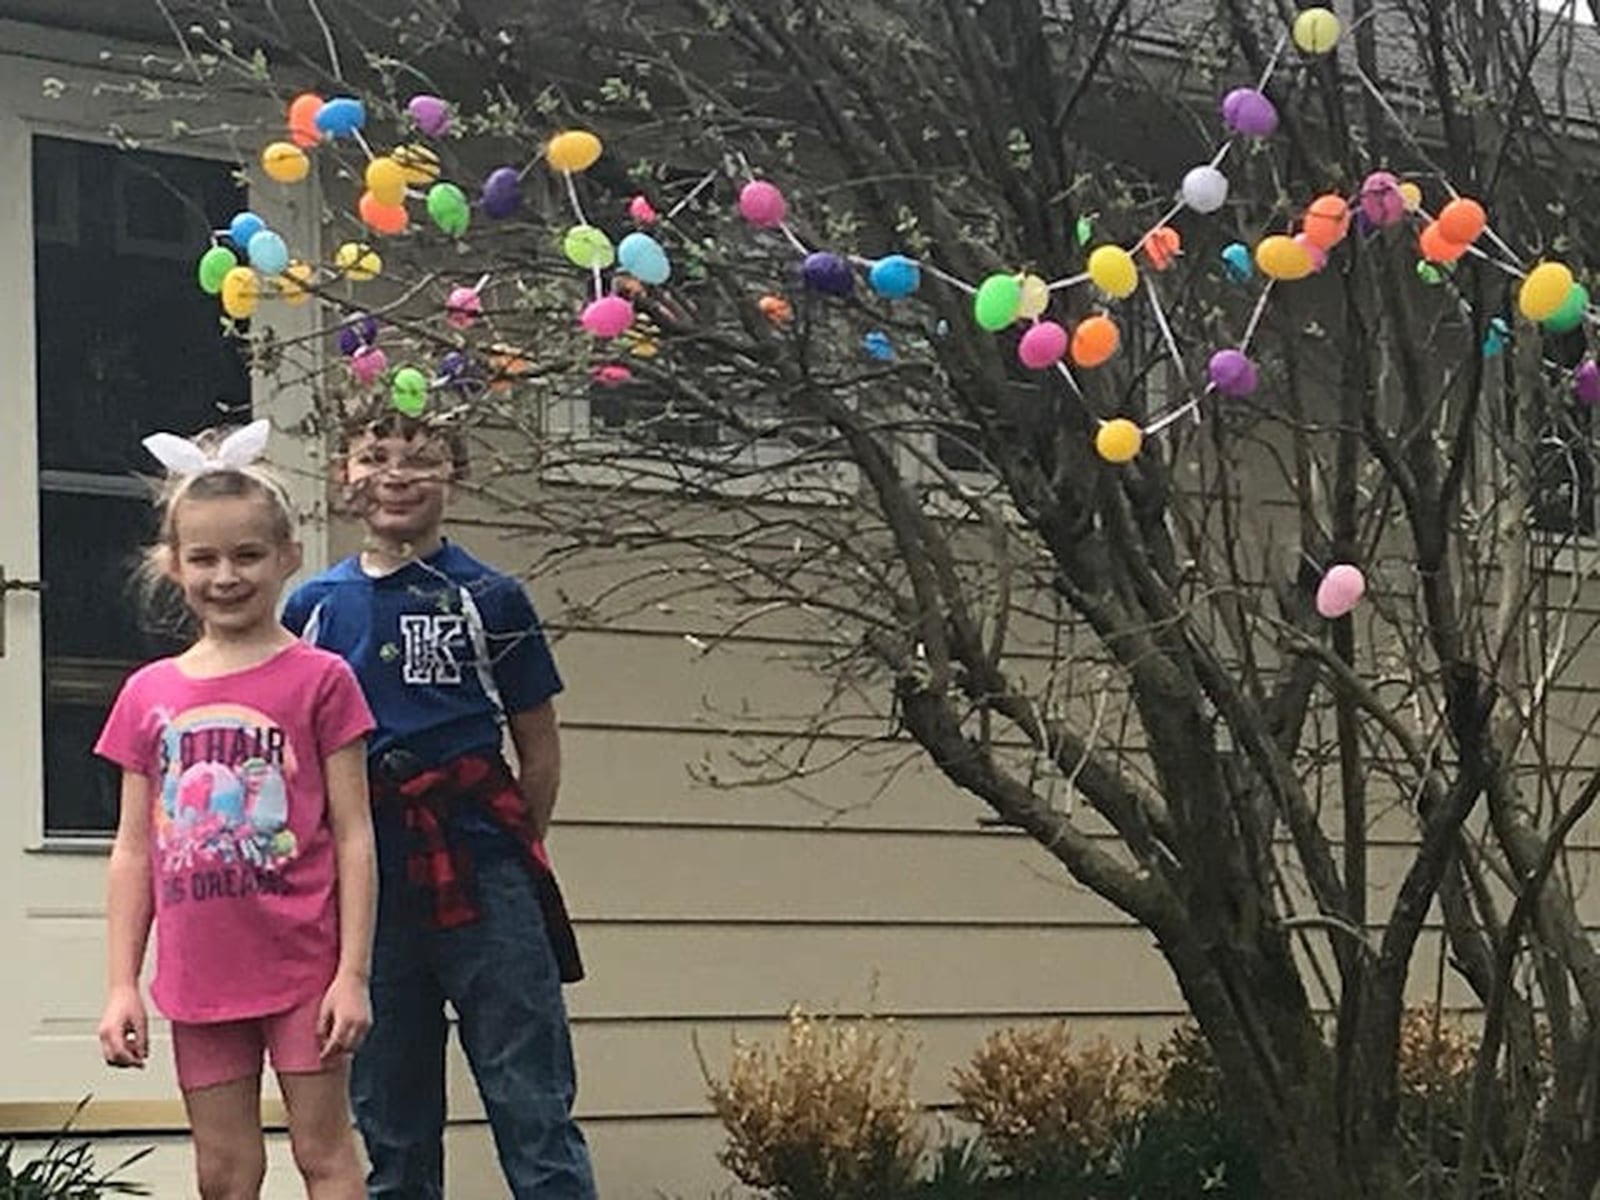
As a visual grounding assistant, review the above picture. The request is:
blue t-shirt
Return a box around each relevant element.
[283,543,563,868]
[283,542,563,765]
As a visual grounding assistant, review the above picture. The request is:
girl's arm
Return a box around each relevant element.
[508,701,561,841]
[98,770,153,1068]
[318,740,376,1057]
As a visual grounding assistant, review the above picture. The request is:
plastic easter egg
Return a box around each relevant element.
[1181,165,1229,213]
[1301,193,1350,249]
[1017,274,1050,319]
[480,167,522,220]
[1141,226,1182,271]
[738,180,788,228]
[629,195,658,224]
[1071,314,1120,367]
[1207,348,1258,397]
[1315,564,1366,619]
[1294,233,1329,273]
[337,313,379,356]
[617,231,670,284]
[1095,418,1142,464]
[228,210,265,248]
[364,157,408,207]
[759,294,792,325]
[391,366,429,416]
[800,251,854,296]
[863,330,895,361]
[407,94,450,137]
[868,254,922,299]
[594,364,633,386]
[1418,222,1467,264]
[1293,7,1341,53]
[287,93,324,148]
[1221,87,1278,137]
[1398,181,1423,212]
[246,229,289,275]
[1416,262,1444,285]
[1018,321,1069,370]
[426,182,470,236]
[487,344,533,394]
[445,285,482,329]
[1575,360,1600,406]
[1256,235,1314,281]
[1519,262,1575,322]
[260,141,309,184]
[359,192,409,236]
[1359,171,1405,227]
[1221,241,1253,284]
[335,242,382,280]
[973,273,1023,331]
[581,295,635,338]
[1436,197,1487,246]
[563,224,615,270]
[314,96,366,138]
[277,261,314,306]
[350,346,388,385]
[1543,283,1590,334]
[547,130,603,173]
[1481,317,1509,358]
[197,245,238,294]
[393,144,441,187]
[220,266,260,319]
[1088,245,1138,299]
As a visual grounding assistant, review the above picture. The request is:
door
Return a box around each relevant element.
[0,34,323,1119]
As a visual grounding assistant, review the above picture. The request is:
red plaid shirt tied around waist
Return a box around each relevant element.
[374,750,584,983]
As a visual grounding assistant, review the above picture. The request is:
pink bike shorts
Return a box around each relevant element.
[171,994,327,1092]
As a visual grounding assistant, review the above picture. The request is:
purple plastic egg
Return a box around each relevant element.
[1221,87,1279,137]
[407,94,450,137]
[481,167,521,219]
[800,251,854,296]
[1576,360,1600,406]
[1207,348,1259,397]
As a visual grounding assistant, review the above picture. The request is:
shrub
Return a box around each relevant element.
[0,1100,151,1199]
[702,1007,926,1200]
[949,1022,1155,1179]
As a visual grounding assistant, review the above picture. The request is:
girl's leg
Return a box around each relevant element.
[182,1076,266,1200]
[278,1065,364,1200]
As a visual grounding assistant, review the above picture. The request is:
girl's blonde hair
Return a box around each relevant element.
[140,429,297,623]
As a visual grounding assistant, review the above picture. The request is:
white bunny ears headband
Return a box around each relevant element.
[141,418,271,476]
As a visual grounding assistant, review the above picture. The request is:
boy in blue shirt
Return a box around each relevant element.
[284,411,596,1200]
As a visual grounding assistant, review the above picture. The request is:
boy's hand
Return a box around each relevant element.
[97,986,147,1069]
[318,971,372,1060]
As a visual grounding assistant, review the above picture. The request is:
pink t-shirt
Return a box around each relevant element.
[95,642,374,1024]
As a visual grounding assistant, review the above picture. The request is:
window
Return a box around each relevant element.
[33,136,249,836]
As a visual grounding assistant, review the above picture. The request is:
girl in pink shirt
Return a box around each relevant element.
[94,423,377,1200]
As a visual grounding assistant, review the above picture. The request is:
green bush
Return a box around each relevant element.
[0,1102,151,1200]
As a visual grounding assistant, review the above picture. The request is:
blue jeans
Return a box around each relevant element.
[352,857,597,1199]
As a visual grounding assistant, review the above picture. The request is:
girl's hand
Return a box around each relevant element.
[317,971,372,1060]
[97,986,147,1069]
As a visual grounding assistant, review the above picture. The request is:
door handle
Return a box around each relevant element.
[0,566,44,657]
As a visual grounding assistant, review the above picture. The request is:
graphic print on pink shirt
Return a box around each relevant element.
[154,703,300,891]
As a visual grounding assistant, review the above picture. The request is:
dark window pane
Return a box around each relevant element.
[32,137,248,476]
[34,136,242,836]
[43,700,124,836]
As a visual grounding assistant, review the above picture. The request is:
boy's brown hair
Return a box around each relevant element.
[336,407,470,480]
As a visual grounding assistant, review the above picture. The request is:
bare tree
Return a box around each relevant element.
[107,0,1600,1193]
